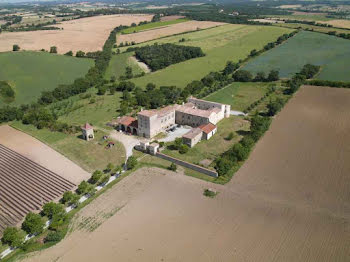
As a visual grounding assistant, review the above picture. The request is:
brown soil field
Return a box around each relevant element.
[0,144,75,236]
[0,14,153,54]
[318,19,350,29]
[0,125,89,184]
[160,15,185,21]
[18,86,350,261]
[117,21,226,44]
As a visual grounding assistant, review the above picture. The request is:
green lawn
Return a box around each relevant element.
[120,18,190,34]
[162,116,250,168]
[54,88,122,127]
[127,24,292,89]
[204,82,274,111]
[105,52,144,81]
[10,121,126,173]
[242,31,350,81]
[0,51,93,106]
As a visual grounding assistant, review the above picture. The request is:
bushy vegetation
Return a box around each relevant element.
[132,43,205,71]
[0,81,15,103]
[215,114,271,176]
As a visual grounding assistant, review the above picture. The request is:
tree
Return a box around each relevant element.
[77,181,89,195]
[250,49,258,57]
[173,138,182,150]
[168,162,177,171]
[267,97,285,116]
[223,61,238,75]
[300,64,320,79]
[1,227,25,247]
[61,191,74,204]
[97,85,107,95]
[13,44,20,51]
[254,71,266,82]
[232,70,253,82]
[42,202,65,220]
[146,83,156,91]
[76,50,85,57]
[125,66,133,79]
[215,157,233,176]
[90,170,102,184]
[267,70,279,82]
[22,212,44,235]
[179,144,189,154]
[64,51,73,56]
[126,156,137,170]
[50,46,57,54]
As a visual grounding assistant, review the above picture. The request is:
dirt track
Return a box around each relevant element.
[19,86,350,261]
[0,14,152,54]
[117,21,225,44]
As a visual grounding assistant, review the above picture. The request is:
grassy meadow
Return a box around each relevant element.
[0,51,93,106]
[105,52,144,80]
[51,88,122,127]
[204,82,274,111]
[162,116,250,168]
[11,121,126,172]
[120,18,189,34]
[243,31,350,81]
[126,24,293,89]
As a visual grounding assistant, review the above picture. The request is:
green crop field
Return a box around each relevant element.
[105,52,144,80]
[204,82,274,111]
[275,23,350,35]
[268,14,332,21]
[126,24,292,89]
[0,51,93,106]
[120,18,189,34]
[242,31,350,81]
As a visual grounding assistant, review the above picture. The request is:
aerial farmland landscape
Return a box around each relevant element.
[0,0,349,261]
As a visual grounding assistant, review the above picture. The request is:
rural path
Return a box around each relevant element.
[130,56,151,73]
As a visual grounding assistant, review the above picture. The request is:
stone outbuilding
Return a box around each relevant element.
[199,123,217,140]
[182,127,203,148]
[81,123,94,141]
[116,116,138,135]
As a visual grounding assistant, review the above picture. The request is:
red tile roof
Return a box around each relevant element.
[118,116,137,127]
[81,123,93,130]
[199,123,217,134]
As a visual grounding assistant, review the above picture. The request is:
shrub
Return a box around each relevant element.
[179,144,189,154]
[126,156,137,170]
[203,189,217,198]
[168,163,177,171]
[22,212,45,235]
[12,44,20,51]
[225,132,235,141]
[50,46,57,54]
[1,227,25,247]
[64,51,73,56]
[45,230,63,243]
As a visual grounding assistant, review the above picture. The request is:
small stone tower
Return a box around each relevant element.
[81,123,94,141]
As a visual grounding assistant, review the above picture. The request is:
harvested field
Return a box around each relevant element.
[0,14,152,54]
[19,86,350,262]
[117,20,225,45]
[0,125,89,184]
[319,19,350,29]
[0,144,75,236]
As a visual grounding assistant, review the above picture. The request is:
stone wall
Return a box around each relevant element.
[156,153,218,178]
